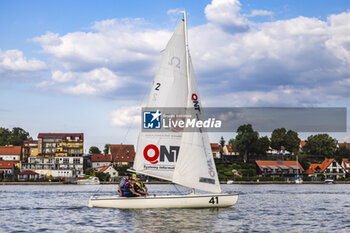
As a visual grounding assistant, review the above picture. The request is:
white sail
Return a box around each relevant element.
[133,20,188,181]
[172,57,222,193]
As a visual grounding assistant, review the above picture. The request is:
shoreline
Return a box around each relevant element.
[2,181,350,185]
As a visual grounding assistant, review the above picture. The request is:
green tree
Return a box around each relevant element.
[89,146,101,154]
[0,127,11,146]
[303,134,337,156]
[85,168,95,176]
[235,124,258,163]
[254,136,270,155]
[104,144,110,155]
[9,127,30,146]
[219,136,225,147]
[285,130,300,154]
[270,128,286,150]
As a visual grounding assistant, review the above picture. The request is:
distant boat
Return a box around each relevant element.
[324,179,334,184]
[227,180,234,184]
[77,177,100,185]
[89,12,238,209]
[294,155,303,184]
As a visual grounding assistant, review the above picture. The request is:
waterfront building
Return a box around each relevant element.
[305,158,345,180]
[21,156,84,178]
[337,142,350,149]
[95,165,118,179]
[0,161,15,179]
[38,133,84,157]
[256,160,304,178]
[341,158,350,177]
[18,170,39,181]
[210,143,221,158]
[0,145,21,168]
[109,144,135,167]
[22,140,38,162]
[91,154,112,168]
[222,144,238,156]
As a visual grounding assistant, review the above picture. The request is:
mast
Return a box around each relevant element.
[183,11,191,93]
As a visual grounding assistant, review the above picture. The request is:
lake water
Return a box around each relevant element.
[1,184,350,232]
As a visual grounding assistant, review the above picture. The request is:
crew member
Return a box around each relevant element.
[134,175,148,196]
[118,174,131,196]
[124,176,142,197]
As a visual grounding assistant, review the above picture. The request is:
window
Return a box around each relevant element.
[332,162,337,167]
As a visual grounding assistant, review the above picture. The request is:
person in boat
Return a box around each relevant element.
[118,174,131,197]
[123,176,142,197]
[134,175,148,196]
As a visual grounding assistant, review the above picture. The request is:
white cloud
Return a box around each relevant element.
[204,0,249,32]
[110,105,141,127]
[38,67,122,95]
[0,49,46,74]
[247,10,274,17]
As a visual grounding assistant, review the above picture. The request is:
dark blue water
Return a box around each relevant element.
[1,184,350,232]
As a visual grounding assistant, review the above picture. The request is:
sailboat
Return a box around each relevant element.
[89,12,238,209]
[294,155,303,184]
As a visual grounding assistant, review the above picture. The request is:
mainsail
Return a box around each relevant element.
[134,15,222,193]
[133,20,188,181]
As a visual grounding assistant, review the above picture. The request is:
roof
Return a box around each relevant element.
[19,170,38,175]
[225,144,233,152]
[305,158,335,174]
[97,165,111,172]
[0,146,21,155]
[338,142,350,149]
[91,154,111,162]
[110,144,135,162]
[300,141,306,147]
[0,161,15,169]
[342,158,350,169]
[210,143,220,152]
[38,133,84,140]
[256,160,304,172]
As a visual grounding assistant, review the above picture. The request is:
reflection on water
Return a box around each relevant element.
[1,184,350,232]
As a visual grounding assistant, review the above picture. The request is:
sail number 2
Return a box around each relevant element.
[209,196,219,204]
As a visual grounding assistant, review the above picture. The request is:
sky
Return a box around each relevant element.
[1,0,350,152]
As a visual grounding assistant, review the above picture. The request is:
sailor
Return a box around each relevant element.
[118,174,131,196]
[134,175,149,196]
[124,176,142,197]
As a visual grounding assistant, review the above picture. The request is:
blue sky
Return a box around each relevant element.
[1,0,350,151]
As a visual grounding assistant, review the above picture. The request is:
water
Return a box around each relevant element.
[1,184,350,232]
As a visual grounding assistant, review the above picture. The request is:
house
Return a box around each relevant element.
[91,154,112,168]
[0,161,15,179]
[267,146,290,155]
[341,158,350,177]
[223,145,238,156]
[18,170,39,181]
[256,160,304,178]
[211,143,221,158]
[305,158,345,180]
[95,165,118,179]
[299,140,306,152]
[337,142,350,150]
[37,133,84,157]
[109,144,135,167]
[22,140,38,162]
[22,156,84,177]
[0,146,21,166]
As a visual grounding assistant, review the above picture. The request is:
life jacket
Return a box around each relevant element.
[123,182,133,195]
[134,182,144,192]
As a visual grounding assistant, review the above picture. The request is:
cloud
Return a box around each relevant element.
[38,67,123,95]
[247,10,274,17]
[110,105,141,127]
[205,0,249,33]
[29,0,350,109]
[0,49,46,78]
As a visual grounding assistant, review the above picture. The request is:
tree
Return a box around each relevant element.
[270,128,286,150]
[303,134,337,156]
[284,130,300,154]
[219,136,225,148]
[9,127,30,146]
[235,124,258,163]
[104,144,110,155]
[0,127,30,146]
[254,136,270,155]
[0,127,11,146]
[89,146,101,154]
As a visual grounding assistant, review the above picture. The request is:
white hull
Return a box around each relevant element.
[77,177,100,185]
[89,193,238,209]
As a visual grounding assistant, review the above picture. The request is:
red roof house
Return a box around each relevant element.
[109,144,135,163]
